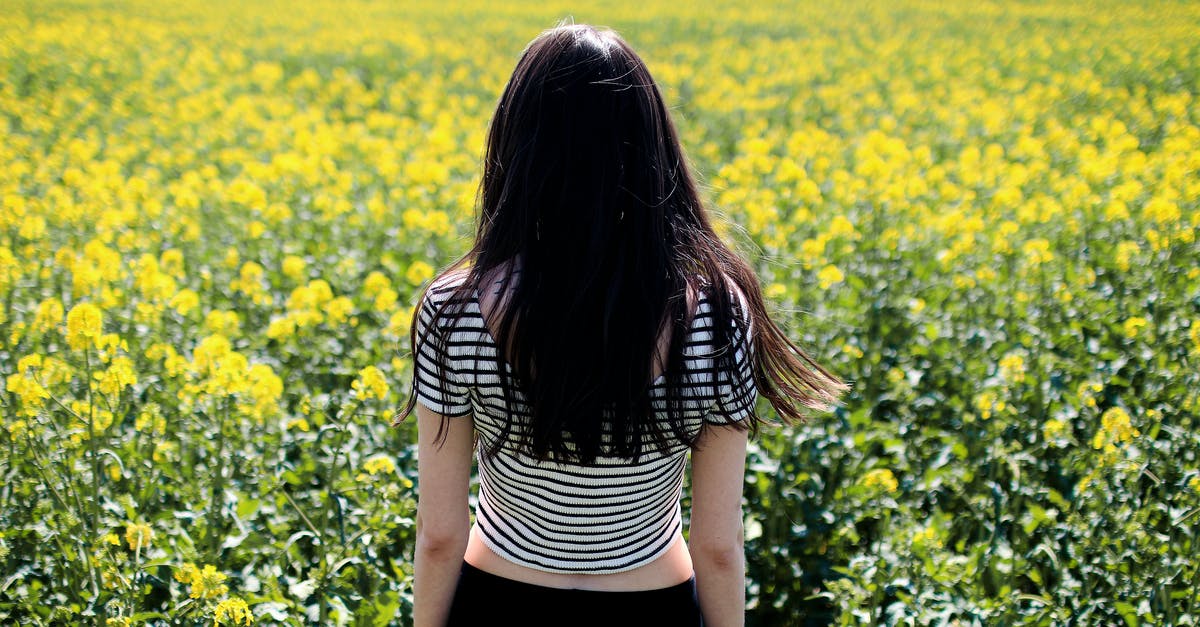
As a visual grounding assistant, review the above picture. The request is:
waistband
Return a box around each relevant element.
[459,560,697,598]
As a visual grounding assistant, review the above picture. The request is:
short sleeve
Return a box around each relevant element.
[705,287,758,425]
[411,286,472,417]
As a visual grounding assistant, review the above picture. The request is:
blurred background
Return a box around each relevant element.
[2,0,1198,624]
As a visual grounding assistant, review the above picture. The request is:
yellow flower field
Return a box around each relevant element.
[2,0,1199,624]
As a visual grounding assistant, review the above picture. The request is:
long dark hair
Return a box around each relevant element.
[393,23,849,464]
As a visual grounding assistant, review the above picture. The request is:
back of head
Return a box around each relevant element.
[477,23,684,277]
[400,22,850,464]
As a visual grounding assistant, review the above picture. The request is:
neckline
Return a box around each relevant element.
[469,285,700,388]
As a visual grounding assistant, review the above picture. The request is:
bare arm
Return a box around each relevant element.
[688,422,748,627]
[413,404,474,627]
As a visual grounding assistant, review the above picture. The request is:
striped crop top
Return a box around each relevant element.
[411,271,757,573]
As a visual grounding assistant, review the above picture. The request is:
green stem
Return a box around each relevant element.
[81,346,106,620]
[208,396,229,560]
[84,346,99,538]
[128,538,142,619]
[27,443,85,605]
[281,486,322,539]
[316,399,362,624]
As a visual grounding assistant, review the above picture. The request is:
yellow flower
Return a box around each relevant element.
[205,310,241,337]
[106,617,132,627]
[184,564,229,600]
[232,262,267,301]
[1090,406,1140,454]
[817,264,844,289]
[307,281,331,305]
[241,262,265,285]
[281,255,307,281]
[1122,316,1148,339]
[125,523,153,551]
[385,306,414,339]
[998,353,1026,385]
[1042,418,1068,442]
[362,454,396,477]
[19,213,46,240]
[40,356,73,386]
[16,354,42,374]
[405,260,434,286]
[326,296,354,326]
[33,298,65,333]
[213,598,253,626]
[175,562,200,584]
[363,271,392,298]
[135,256,177,301]
[95,333,130,362]
[246,363,284,418]
[860,468,898,494]
[1144,196,1180,225]
[288,279,334,311]
[1077,468,1100,493]
[6,372,49,417]
[265,202,293,224]
[1114,240,1139,272]
[213,593,253,619]
[373,287,398,313]
[1076,381,1103,408]
[160,249,185,277]
[1188,476,1200,494]
[135,403,166,433]
[192,334,233,370]
[95,356,138,396]
[170,289,200,316]
[973,391,998,420]
[1021,238,1054,266]
[66,302,103,350]
[799,236,827,269]
[153,441,177,464]
[266,316,297,340]
[911,525,942,550]
[351,365,389,401]
[827,215,857,238]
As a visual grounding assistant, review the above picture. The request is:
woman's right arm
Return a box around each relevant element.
[688,422,748,627]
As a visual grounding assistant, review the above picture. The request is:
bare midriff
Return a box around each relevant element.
[462,523,695,591]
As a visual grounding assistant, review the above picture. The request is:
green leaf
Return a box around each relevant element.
[237,498,261,520]
[1115,601,1138,627]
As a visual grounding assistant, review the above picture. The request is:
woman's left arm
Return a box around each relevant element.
[412,403,474,627]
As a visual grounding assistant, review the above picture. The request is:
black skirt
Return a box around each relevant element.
[445,560,704,627]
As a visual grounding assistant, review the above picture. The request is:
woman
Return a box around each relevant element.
[392,23,849,627]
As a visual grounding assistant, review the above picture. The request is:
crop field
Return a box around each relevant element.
[2,0,1199,625]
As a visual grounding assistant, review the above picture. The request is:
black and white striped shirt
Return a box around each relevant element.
[412,271,756,573]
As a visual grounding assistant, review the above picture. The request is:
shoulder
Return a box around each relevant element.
[420,268,473,310]
[427,267,470,298]
[416,267,474,332]
[695,275,752,323]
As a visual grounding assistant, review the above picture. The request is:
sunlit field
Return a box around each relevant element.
[2,0,1199,624]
